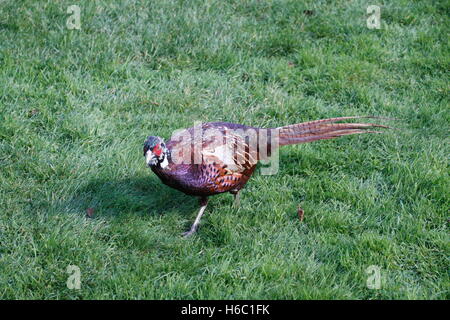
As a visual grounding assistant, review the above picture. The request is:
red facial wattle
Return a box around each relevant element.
[153,144,162,157]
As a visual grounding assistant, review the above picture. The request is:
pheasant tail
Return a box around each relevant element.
[276,116,391,146]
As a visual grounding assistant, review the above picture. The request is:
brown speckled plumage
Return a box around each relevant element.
[144,117,390,236]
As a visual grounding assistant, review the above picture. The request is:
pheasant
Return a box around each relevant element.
[143,116,390,237]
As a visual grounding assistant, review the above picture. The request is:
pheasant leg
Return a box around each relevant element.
[183,197,208,237]
[233,191,241,208]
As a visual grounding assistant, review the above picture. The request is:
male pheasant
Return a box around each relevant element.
[144,116,389,236]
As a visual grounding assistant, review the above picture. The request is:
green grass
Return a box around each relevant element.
[0,0,449,299]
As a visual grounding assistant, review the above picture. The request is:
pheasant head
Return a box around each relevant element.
[143,136,169,169]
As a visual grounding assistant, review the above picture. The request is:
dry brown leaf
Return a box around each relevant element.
[86,208,95,218]
[297,206,304,222]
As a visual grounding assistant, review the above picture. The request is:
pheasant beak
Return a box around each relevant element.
[145,150,158,166]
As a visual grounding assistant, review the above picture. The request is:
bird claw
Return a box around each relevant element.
[182,229,196,237]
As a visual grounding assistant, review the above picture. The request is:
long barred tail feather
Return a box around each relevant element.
[276,116,393,146]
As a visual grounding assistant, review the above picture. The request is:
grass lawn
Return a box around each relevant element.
[0,0,448,299]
